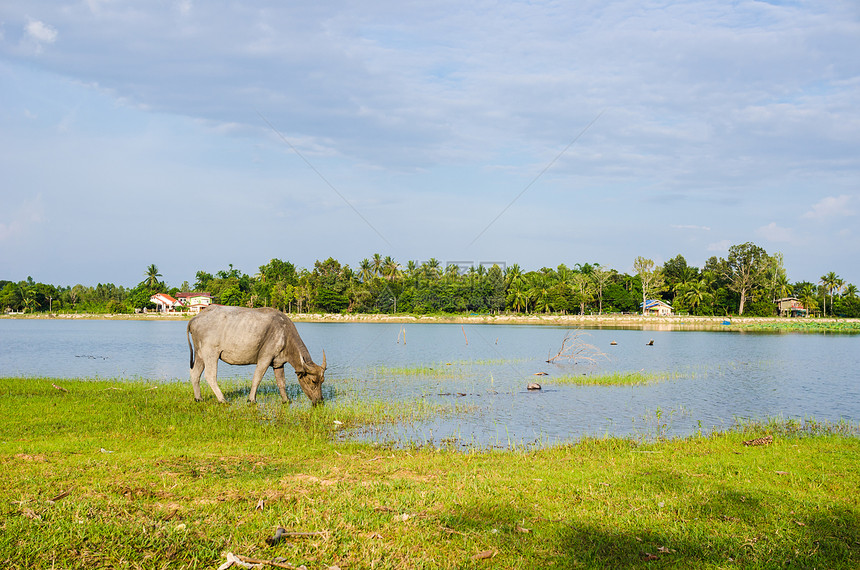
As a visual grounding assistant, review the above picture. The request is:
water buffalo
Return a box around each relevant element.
[187,305,326,405]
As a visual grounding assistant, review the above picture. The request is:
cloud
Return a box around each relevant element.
[671,224,711,231]
[0,194,45,241]
[756,222,793,243]
[802,195,856,220]
[25,19,57,44]
[175,0,192,17]
[707,240,732,253]
[1,1,860,286]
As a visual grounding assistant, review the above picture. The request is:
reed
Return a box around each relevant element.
[549,370,684,386]
[369,358,522,379]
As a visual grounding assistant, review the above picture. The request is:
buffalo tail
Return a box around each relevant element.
[187,326,194,369]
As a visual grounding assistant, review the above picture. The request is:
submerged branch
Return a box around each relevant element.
[546,330,608,364]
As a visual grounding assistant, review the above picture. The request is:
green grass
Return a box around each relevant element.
[2,377,859,569]
[549,370,685,386]
[731,320,860,334]
[369,358,520,379]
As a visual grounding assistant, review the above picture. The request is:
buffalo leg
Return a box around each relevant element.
[203,358,227,403]
[190,354,206,401]
[274,366,291,404]
[248,360,272,403]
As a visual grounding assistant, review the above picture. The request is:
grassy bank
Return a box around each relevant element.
[2,377,859,569]
[5,311,860,334]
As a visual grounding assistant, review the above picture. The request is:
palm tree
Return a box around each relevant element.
[445,263,460,281]
[683,279,712,314]
[371,253,384,278]
[405,260,418,281]
[504,264,523,288]
[773,273,792,301]
[144,264,162,289]
[528,273,553,314]
[424,258,441,280]
[819,272,840,316]
[507,279,530,313]
[799,284,818,317]
[670,267,696,304]
[844,283,858,299]
[382,256,401,281]
[358,259,373,283]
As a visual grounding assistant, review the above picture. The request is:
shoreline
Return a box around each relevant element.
[3,311,859,331]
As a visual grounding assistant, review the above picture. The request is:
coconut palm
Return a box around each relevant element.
[382,256,401,281]
[358,259,373,283]
[528,273,554,314]
[371,253,384,278]
[819,272,840,316]
[144,264,162,289]
[799,284,818,317]
[507,279,530,313]
[683,278,712,314]
[504,264,523,287]
[423,258,441,280]
[772,273,792,301]
[445,263,460,280]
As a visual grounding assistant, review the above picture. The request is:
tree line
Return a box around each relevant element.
[3,242,859,318]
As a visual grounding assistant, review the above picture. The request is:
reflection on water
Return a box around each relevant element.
[1,319,858,446]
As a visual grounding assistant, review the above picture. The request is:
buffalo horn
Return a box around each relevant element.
[322,350,327,369]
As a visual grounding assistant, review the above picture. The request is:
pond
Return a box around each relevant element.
[1,319,857,447]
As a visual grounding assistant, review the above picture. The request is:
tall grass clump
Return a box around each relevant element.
[549,370,685,386]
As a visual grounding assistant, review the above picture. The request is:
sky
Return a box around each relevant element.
[1,0,859,289]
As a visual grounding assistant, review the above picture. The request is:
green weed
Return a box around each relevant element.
[549,370,684,386]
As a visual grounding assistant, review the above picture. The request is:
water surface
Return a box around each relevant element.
[1,319,857,446]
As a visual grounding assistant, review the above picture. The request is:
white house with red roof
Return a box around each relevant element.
[150,293,181,312]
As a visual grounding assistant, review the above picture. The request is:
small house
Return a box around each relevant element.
[150,293,181,312]
[175,292,212,313]
[776,297,807,317]
[641,299,673,316]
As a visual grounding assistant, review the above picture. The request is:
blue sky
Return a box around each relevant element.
[2,0,859,288]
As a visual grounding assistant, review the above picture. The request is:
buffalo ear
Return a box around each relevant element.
[322,350,327,370]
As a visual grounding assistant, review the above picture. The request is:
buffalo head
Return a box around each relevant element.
[296,350,326,406]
